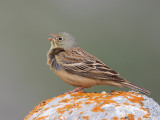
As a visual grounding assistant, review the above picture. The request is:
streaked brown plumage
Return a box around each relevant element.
[47,32,151,95]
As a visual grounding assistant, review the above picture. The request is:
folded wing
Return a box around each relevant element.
[57,47,125,82]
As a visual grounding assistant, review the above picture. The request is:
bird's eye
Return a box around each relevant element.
[58,37,63,41]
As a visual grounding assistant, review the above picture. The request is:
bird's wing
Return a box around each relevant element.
[57,47,124,81]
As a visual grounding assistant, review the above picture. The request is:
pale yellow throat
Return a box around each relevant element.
[50,41,58,50]
[53,41,58,47]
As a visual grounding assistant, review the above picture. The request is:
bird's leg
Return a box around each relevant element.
[71,87,85,93]
[65,87,86,94]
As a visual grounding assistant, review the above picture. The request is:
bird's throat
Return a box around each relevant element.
[53,41,57,47]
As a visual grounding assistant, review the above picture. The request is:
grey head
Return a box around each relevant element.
[48,32,78,50]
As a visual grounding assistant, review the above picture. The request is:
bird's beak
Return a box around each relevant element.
[48,38,55,42]
[48,34,57,47]
[48,34,56,42]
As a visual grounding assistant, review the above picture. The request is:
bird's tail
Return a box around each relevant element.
[121,81,151,95]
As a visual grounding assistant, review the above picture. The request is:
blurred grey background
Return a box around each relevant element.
[0,0,160,120]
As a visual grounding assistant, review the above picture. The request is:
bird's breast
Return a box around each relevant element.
[47,48,65,70]
[52,56,61,70]
[54,69,100,88]
[48,53,61,70]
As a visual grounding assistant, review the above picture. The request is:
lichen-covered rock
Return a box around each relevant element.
[24,91,160,120]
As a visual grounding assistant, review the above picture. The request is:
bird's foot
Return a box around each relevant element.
[65,87,86,94]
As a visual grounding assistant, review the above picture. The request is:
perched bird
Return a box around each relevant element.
[47,32,151,95]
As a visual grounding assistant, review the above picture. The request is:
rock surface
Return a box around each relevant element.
[24,91,160,120]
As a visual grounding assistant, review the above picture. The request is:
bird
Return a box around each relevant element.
[47,32,151,95]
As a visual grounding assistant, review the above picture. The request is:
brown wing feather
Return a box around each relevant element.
[57,47,125,82]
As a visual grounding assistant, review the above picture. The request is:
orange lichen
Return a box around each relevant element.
[35,116,49,120]
[57,101,82,114]
[120,114,135,120]
[82,116,89,120]
[91,105,105,112]
[84,101,93,105]
[24,97,55,120]
[102,119,107,120]
[115,91,144,105]
[127,114,135,120]
[51,104,59,108]
[25,91,150,120]
[68,109,73,114]
[59,98,71,103]
[79,111,85,115]
[58,115,63,120]
[111,116,118,120]
[127,96,143,105]
[120,117,125,120]
[123,102,130,105]
[140,107,150,118]
[143,113,150,118]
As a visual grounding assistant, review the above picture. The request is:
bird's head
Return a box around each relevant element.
[48,32,77,50]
